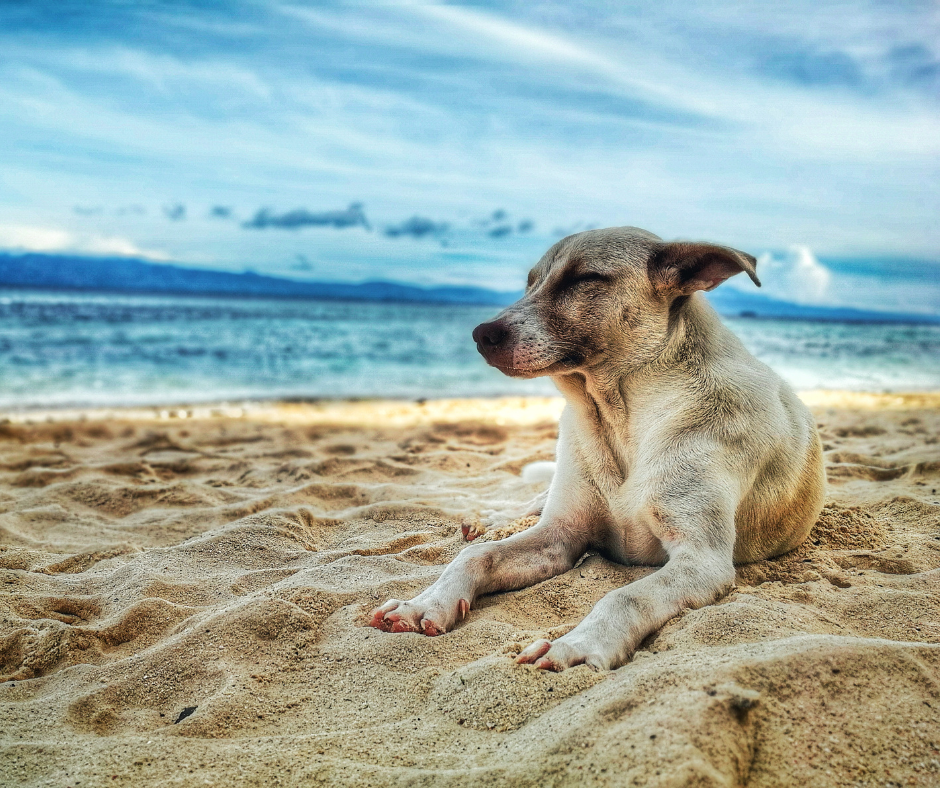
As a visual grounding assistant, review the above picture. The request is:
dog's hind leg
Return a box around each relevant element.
[464,487,549,541]
[371,515,588,636]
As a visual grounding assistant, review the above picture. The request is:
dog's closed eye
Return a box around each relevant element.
[571,271,608,284]
[562,270,609,290]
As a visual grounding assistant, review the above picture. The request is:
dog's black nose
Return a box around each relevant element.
[472,320,507,348]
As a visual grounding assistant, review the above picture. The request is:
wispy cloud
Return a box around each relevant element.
[384,216,448,239]
[163,203,186,221]
[243,204,370,231]
[26,45,272,99]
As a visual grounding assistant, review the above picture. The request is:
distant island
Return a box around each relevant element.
[0,252,935,324]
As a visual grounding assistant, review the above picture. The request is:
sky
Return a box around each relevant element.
[1,0,938,314]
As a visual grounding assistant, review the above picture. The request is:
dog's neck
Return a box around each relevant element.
[551,294,719,488]
[651,293,721,373]
[553,369,630,487]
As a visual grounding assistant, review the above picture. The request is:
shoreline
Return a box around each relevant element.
[2,389,939,426]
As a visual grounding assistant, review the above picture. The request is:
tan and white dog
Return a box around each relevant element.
[370,227,825,671]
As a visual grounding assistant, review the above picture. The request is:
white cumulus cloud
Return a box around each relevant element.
[753,244,832,304]
[0,224,169,260]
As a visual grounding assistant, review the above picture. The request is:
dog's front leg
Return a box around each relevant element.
[517,496,736,670]
[370,517,589,636]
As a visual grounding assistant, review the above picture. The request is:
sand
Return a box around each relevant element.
[0,392,938,787]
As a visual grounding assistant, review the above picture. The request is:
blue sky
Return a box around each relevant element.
[1,1,938,313]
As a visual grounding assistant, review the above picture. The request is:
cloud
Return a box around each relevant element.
[752,245,832,304]
[73,205,102,216]
[163,203,186,221]
[384,216,448,239]
[243,203,370,230]
[46,45,271,99]
[517,220,535,233]
[488,224,513,239]
[759,49,864,88]
[886,44,940,93]
[209,205,232,219]
[0,223,169,259]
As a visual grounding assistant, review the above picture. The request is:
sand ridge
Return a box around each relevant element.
[0,394,939,786]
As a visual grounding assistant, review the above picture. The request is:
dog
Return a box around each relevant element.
[370,227,825,671]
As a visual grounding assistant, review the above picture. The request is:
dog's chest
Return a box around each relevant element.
[570,413,634,495]
[570,425,668,564]
[592,484,668,565]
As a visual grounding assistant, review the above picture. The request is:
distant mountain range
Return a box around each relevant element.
[0,252,936,324]
[0,253,515,306]
[703,286,938,324]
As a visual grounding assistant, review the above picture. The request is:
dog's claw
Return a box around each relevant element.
[390,619,416,633]
[515,638,552,665]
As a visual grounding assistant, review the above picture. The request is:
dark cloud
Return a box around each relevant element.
[384,216,448,239]
[760,49,864,88]
[470,210,535,238]
[209,205,232,219]
[163,203,186,221]
[473,209,510,228]
[887,44,940,91]
[73,205,102,216]
[243,203,369,230]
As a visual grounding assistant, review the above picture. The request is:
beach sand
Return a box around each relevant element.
[1,393,938,787]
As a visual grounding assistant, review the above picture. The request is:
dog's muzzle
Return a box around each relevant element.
[472,319,514,369]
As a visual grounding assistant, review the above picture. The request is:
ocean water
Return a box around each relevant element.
[0,289,937,411]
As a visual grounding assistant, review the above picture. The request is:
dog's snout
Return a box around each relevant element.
[472,320,508,348]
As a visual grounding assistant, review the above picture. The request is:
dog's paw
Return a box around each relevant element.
[515,638,613,672]
[369,597,469,636]
[464,513,541,543]
[461,520,488,542]
[465,508,514,538]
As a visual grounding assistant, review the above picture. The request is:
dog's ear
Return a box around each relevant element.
[649,242,761,294]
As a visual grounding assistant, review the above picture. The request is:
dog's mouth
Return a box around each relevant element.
[472,318,583,377]
[486,353,581,378]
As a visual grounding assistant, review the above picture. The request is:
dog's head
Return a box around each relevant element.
[472,226,760,378]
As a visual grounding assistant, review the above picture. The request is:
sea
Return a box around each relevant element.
[0,289,938,411]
